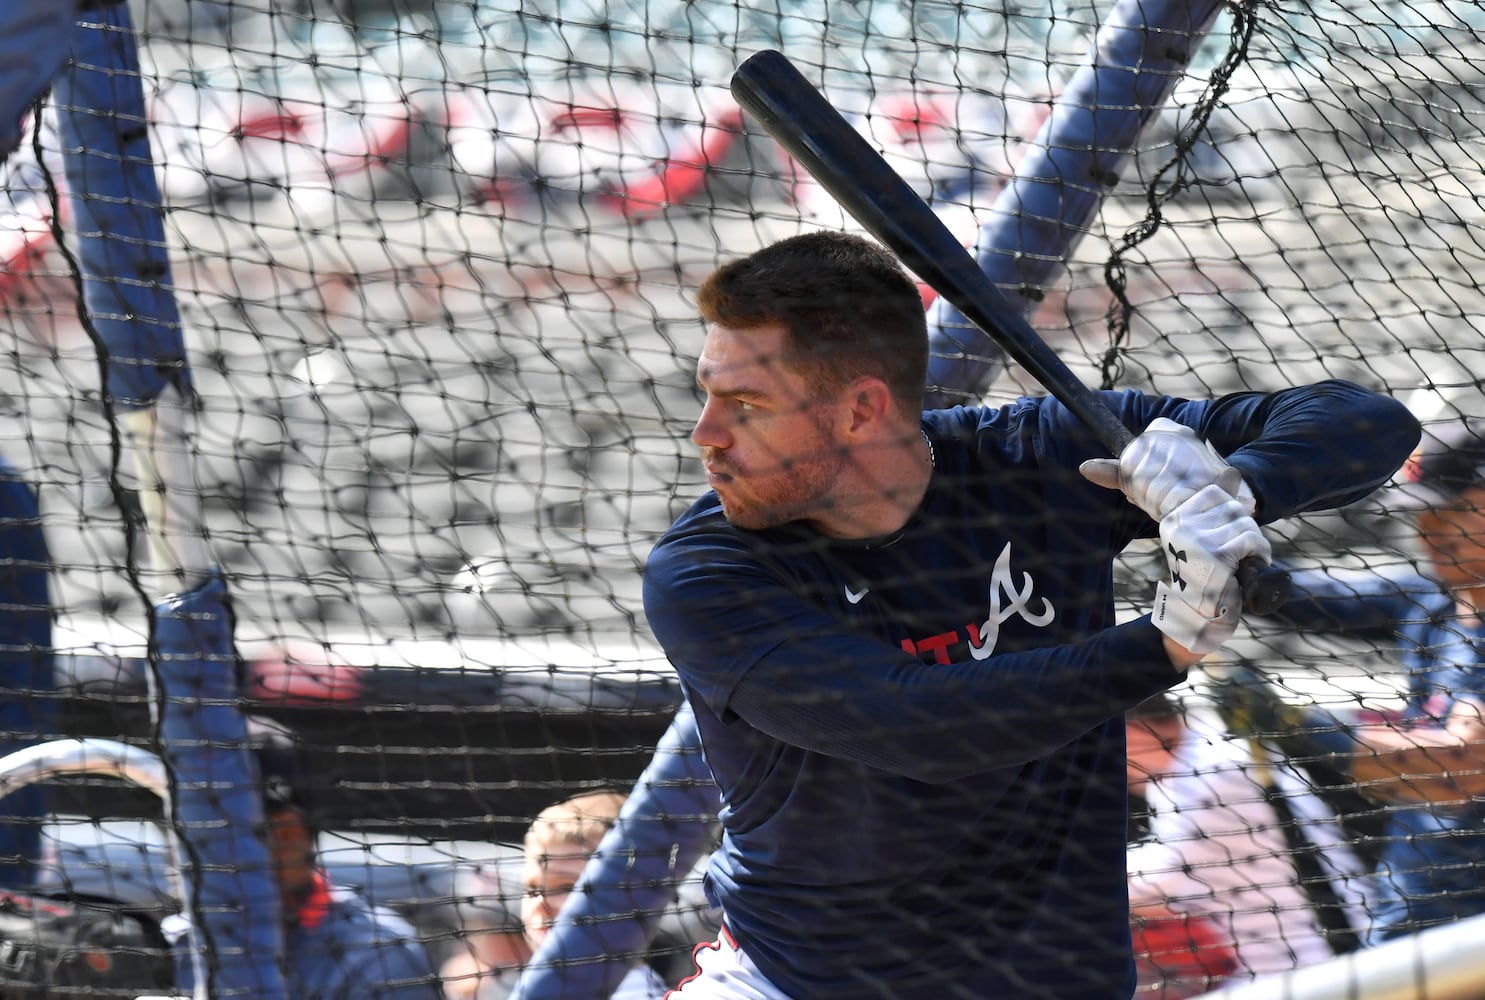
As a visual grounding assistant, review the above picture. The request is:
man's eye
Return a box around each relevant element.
[736,399,756,412]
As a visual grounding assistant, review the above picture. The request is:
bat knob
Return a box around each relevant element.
[1238,558,1290,615]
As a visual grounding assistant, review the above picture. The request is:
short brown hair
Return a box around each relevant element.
[523,790,627,858]
[696,231,928,416]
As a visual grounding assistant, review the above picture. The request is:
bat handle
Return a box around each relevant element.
[1238,557,1290,615]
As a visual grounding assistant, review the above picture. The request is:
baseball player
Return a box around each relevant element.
[1124,693,1371,980]
[641,230,1419,998]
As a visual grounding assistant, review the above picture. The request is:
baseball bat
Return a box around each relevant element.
[729,48,1289,615]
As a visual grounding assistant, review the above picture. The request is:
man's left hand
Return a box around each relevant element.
[1149,484,1271,654]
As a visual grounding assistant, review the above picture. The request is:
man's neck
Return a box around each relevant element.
[809,425,934,540]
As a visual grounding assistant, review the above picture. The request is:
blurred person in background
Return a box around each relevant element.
[1124,691,1370,993]
[507,701,723,1000]
[1218,415,1485,942]
[165,732,441,999]
[520,790,668,1000]
[0,455,52,889]
[439,869,531,1000]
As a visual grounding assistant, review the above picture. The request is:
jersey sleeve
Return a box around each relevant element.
[644,522,1183,784]
[1089,379,1419,523]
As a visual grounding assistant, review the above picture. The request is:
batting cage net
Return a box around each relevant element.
[0,0,1481,997]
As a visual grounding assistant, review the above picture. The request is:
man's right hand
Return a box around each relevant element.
[1081,417,1257,521]
[1150,484,1270,655]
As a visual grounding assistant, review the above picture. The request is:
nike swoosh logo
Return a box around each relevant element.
[845,584,869,604]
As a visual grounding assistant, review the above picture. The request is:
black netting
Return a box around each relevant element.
[0,1,1479,997]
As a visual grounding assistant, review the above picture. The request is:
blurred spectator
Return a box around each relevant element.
[1218,415,1485,941]
[439,868,531,1000]
[165,734,441,999]
[1125,692,1370,989]
[507,702,720,1000]
[520,791,667,1000]
[0,457,52,889]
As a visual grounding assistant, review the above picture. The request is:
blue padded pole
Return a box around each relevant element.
[0,467,52,890]
[925,0,1227,406]
[55,9,290,999]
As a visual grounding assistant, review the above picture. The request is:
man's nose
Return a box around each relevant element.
[692,398,731,450]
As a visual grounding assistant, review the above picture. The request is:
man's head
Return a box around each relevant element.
[696,231,928,412]
[691,231,930,533]
[519,790,626,950]
[1397,417,1485,607]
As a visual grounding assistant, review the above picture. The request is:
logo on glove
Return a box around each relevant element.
[1167,542,1188,590]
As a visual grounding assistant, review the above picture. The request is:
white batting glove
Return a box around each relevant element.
[1151,483,1272,654]
[1080,417,1256,520]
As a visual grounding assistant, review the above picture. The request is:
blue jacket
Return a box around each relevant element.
[169,874,440,1000]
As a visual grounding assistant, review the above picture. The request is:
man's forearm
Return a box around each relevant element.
[1348,723,1485,804]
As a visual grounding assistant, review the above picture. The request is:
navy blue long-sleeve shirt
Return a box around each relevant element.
[642,380,1418,999]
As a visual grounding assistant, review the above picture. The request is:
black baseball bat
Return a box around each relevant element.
[729,48,1289,615]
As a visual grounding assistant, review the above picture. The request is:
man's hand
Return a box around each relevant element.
[1081,417,1256,520]
[1150,484,1270,655]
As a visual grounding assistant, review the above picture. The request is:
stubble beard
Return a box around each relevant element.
[713,446,846,531]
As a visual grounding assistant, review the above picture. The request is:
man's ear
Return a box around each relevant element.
[842,377,894,438]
